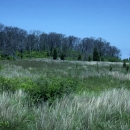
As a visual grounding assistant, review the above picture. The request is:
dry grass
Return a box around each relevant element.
[0,88,130,129]
[0,59,126,79]
[0,90,30,130]
[0,59,130,129]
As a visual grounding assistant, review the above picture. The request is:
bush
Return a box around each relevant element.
[78,54,82,60]
[0,54,2,60]
[93,47,100,61]
[109,66,112,71]
[53,49,57,60]
[0,76,78,104]
[15,51,48,59]
[107,57,121,62]
[28,77,78,104]
[100,56,104,61]
[60,52,65,60]
[0,64,2,71]
[126,65,129,72]
[88,55,92,61]
[123,60,127,67]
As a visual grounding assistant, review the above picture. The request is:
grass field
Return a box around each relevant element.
[0,59,130,129]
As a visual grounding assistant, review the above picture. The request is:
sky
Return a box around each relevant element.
[0,0,130,59]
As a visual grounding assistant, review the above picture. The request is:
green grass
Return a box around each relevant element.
[0,59,130,129]
[0,88,130,130]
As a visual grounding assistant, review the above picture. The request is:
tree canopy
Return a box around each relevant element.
[0,23,121,61]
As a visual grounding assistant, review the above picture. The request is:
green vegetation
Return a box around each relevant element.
[93,47,100,61]
[109,65,112,71]
[126,65,129,73]
[123,59,127,67]
[53,48,57,60]
[77,54,82,60]
[60,52,65,60]
[0,88,130,130]
[0,23,121,62]
[0,59,130,129]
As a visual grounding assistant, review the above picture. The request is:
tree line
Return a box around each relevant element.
[0,23,121,61]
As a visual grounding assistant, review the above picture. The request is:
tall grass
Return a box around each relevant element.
[0,88,130,129]
[35,88,130,130]
[0,90,31,130]
[0,59,130,129]
[0,60,127,79]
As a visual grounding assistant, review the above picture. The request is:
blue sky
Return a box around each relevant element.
[0,0,130,59]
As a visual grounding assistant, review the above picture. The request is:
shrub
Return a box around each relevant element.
[93,47,100,61]
[126,65,129,72]
[0,76,78,104]
[109,66,112,71]
[0,64,2,71]
[88,55,92,61]
[53,49,57,60]
[0,77,34,92]
[28,77,78,104]
[60,52,65,60]
[78,54,82,60]
[0,54,2,60]
[96,63,99,72]
[123,60,127,67]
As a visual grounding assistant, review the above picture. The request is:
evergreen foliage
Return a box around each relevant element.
[109,66,112,71]
[53,49,57,60]
[88,55,92,61]
[126,65,129,72]
[60,52,65,60]
[123,60,126,67]
[78,54,82,60]
[100,56,104,61]
[93,47,100,61]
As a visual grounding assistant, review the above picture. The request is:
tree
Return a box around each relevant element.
[80,37,94,60]
[53,48,57,60]
[60,52,65,60]
[88,55,92,61]
[0,23,121,60]
[93,47,100,61]
[123,60,126,67]
[108,46,121,58]
[78,54,82,60]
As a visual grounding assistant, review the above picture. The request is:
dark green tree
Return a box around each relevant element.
[53,48,57,60]
[0,23,121,60]
[20,49,23,59]
[93,47,100,61]
[60,52,65,60]
[123,60,126,67]
[126,65,129,72]
[78,54,82,60]
[88,55,92,61]
[109,66,112,71]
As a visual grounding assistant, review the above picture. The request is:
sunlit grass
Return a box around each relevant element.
[0,59,126,79]
[0,90,30,130]
[0,59,130,129]
[0,88,130,129]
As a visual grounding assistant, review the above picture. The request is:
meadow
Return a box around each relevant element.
[0,59,130,130]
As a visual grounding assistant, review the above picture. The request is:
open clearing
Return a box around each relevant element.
[0,59,130,130]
